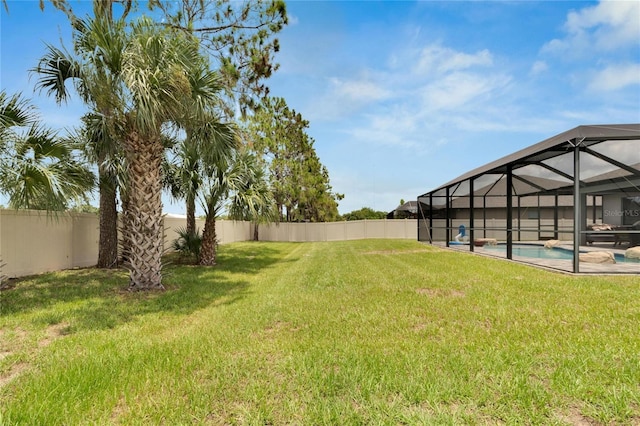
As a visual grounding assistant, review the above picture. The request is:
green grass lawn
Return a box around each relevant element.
[1,240,639,425]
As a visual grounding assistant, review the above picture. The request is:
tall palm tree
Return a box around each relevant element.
[35,12,226,289]
[34,11,128,269]
[78,112,125,268]
[0,91,94,211]
[118,18,231,288]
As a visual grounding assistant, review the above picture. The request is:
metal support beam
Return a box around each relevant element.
[537,194,541,240]
[470,179,475,252]
[517,196,521,242]
[537,162,576,182]
[554,194,559,240]
[513,174,548,192]
[584,146,640,177]
[573,141,582,273]
[483,195,487,238]
[429,193,433,244]
[507,164,513,259]
[446,187,450,247]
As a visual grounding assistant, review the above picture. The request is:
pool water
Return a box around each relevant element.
[482,244,640,263]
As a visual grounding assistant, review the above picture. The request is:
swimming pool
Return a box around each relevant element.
[482,244,640,263]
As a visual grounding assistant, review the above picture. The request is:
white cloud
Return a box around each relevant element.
[312,40,510,129]
[346,108,422,150]
[305,38,523,168]
[413,44,493,75]
[308,75,393,121]
[587,63,640,91]
[530,61,548,75]
[543,0,640,55]
[328,77,392,103]
[420,72,511,112]
[287,13,299,26]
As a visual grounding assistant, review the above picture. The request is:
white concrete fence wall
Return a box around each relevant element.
[0,210,417,278]
[258,219,416,242]
[0,210,101,279]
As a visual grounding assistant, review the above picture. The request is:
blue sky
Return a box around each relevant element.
[2,0,639,215]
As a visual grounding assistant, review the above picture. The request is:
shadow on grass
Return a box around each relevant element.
[0,243,286,332]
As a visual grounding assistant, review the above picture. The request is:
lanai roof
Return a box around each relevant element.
[419,124,640,198]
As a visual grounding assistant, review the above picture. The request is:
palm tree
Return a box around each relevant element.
[227,152,276,241]
[33,11,128,269]
[34,12,226,289]
[78,112,125,268]
[164,115,237,237]
[0,91,94,211]
[199,148,272,265]
[116,18,232,288]
[232,126,278,240]
[228,167,276,241]
[163,134,202,236]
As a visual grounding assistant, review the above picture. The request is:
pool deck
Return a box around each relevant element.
[433,241,640,274]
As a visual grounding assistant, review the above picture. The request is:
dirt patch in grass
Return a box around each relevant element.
[0,362,28,388]
[0,327,28,351]
[260,320,303,336]
[412,323,427,332]
[110,394,130,423]
[558,406,597,426]
[39,322,72,347]
[416,288,465,298]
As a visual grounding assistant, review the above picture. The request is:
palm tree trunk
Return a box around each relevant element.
[253,222,259,241]
[186,192,196,236]
[200,211,217,266]
[124,129,164,290]
[97,168,119,268]
[120,189,131,264]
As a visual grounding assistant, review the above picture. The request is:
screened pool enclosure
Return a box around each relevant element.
[417,124,640,273]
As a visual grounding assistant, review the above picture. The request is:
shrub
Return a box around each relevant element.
[172,227,202,260]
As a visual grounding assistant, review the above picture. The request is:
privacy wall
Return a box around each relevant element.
[0,210,416,278]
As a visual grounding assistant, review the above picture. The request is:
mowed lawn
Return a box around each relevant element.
[1,240,639,425]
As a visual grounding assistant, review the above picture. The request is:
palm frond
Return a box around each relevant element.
[32,44,81,104]
[0,91,38,129]
[2,121,94,211]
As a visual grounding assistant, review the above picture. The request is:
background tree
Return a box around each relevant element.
[149,0,287,115]
[291,147,341,222]
[31,0,134,23]
[163,133,201,236]
[341,207,388,221]
[246,97,342,222]
[228,134,276,240]
[152,0,287,239]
